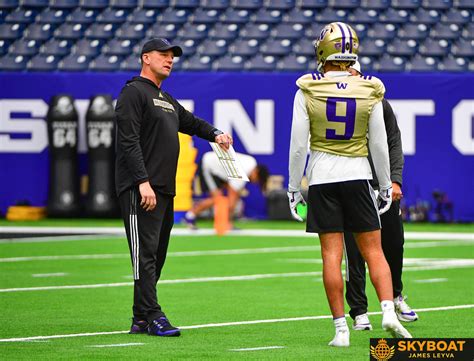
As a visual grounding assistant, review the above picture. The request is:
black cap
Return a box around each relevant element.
[141,38,183,57]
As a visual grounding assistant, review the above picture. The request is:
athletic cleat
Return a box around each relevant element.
[382,311,412,338]
[129,319,149,334]
[394,295,418,322]
[148,317,181,337]
[182,215,198,230]
[328,328,350,347]
[353,313,373,331]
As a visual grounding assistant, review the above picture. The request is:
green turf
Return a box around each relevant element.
[0,222,473,360]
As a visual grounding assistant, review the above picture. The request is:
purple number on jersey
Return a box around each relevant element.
[325,97,356,140]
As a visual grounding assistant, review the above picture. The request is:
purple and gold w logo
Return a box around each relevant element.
[336,83,348,89]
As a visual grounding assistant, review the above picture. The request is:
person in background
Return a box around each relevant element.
[184,151,269,229]
[344,61,418,332]
[115,38,232,337]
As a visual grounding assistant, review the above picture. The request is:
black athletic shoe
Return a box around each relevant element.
[129,319,149,334]
[148,317,181,337]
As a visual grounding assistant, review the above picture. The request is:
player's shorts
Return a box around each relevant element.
[196,161,225,194]
[306,180,381,234]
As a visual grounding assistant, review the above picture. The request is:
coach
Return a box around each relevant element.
[115,38,232,337]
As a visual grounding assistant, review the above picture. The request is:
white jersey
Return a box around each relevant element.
[201,151,257,192]
[288,71,390,191]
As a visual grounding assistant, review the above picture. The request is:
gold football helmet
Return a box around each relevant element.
[314,22,359,71]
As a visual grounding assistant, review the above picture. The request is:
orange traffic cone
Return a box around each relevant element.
[214,194,230,235]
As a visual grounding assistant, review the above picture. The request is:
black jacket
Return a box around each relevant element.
[115,76,220,196]
[370,99,404,189]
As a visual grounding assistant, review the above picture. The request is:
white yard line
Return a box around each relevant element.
[1,304,472,343]
[32,273,68,278]
[88,343,144,348]
[229,346,285,352]
[413,278,448,283]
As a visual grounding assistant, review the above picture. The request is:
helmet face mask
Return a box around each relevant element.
[315,22,359,72]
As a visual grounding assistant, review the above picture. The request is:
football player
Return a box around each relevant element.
[287,22,412,347]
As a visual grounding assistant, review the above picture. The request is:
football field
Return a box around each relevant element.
[0,220,473,360]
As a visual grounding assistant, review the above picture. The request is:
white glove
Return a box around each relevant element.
[287,191,306,222]
[377,187,393,215]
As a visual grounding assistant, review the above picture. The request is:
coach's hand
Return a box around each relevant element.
[215,133,233,151]
[287,191,306,222]
[377,186,393,215]
[392,182,403,202]
[139,181,157,211]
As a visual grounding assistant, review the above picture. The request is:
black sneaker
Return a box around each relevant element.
[129,319,149,334]
[148,317,181,337]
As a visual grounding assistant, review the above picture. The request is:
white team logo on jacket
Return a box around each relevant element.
[153,98,175,112]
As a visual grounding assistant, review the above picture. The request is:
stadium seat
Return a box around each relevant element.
[367,23,397,40]
[58,53,91,71]
[172,0,200,8]
[299,0,328,9]
[292,39,314,57]
[23,23,55,41]
[5,8,38,24]
[0,23,26,40]
[96,8,130,23]
[36,9,69,24]
[418,39,450,57]
[0,54,29,70]
[329,0,360,9]
[430,23,461,40]
[158,8,191,24]
[40,39,72,56]
[245,54,276,71]
[120,53,141,71]
[200,0,229,10]
[240,23,271,40]
[387,39,418,57]
[229,38,260,56]
[232,0,262,10]
[128,8,159,24]
[251,9,283,24]
[0,0,19,9]
[358,38,386,56]
[379,8,410,24]
[116,23,147,40]
[348,9,379,24]
[183,54,213,70]
[277,54,309,71]
[103,38,134,55]
[213,54,245,70]
[141,0,169,8]
[220,8,251,23]
[397,23,429,40]
[358,55,374,72]
[282,9,315,24]
[360,0,390,9]
[407,55,437,71]
[422,0,452,10]
[80,0,109,9]
[89,54,122,71]
[305,22,328,38]
[49,0,79,9]
[0,39,11,56]
[177,23,209,40]
[438,56,468,71]
[66,8,99,24]
[73,38,103,56]
[21,0,48,8]
[84,23,117,40]
[410,9,441,24]
[9,38,41,56]
[191,9,221,24]
[260,38,292,56]
[374,55,406,71]
[27,54,60,71]
[147,23,180,40]
[441,9,471,25]
[197,39,228,57]
[0,9,7,22]
[266,0,295,10]
[455,0,474,9]
[462,23,474,40]
[315,9,347,23]
[110,0,138,8]
[353,23,369,39]
[208,23,240,40]
[172,37,199,57]
[272,23,305,39]
[451,39,474,58]
[391,0,421,9]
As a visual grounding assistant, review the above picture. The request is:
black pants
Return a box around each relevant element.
[344,201,405,319]
[119,186,174,323]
